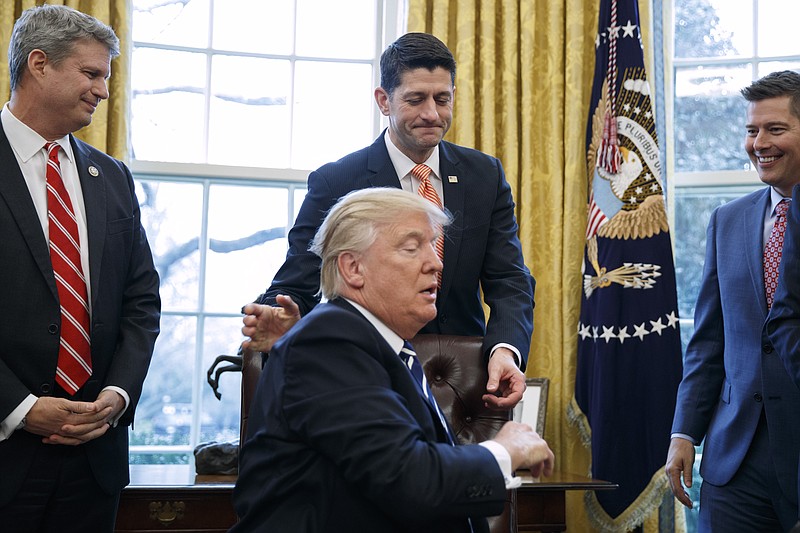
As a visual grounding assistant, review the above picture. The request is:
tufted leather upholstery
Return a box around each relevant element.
[410,334,516,533]
[240,334,515,533]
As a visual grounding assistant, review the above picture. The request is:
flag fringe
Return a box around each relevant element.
[567,396,592,448]
[584,467,672,532]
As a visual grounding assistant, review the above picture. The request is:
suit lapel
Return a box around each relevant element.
[365,134,403,190]
[0,125,58,299]
[70,136,107,308]
[438,142,464,303]
[744,188,770,313]
[330,298,445,443]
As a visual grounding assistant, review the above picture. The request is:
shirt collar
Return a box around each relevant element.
[383,129,441,182]
[1,103,73,164]
[770,186,791,216]
[343,297,405,355]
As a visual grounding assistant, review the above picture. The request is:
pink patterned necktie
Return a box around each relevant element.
[46,142,92,394]
[411,163,444,287]
[764,198,791,309]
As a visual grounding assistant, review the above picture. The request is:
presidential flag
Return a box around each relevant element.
[568,0,684,530]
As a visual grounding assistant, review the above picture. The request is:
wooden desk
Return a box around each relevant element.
[116,465,236,533]
[515,471,617,532]
[117,466,613,532]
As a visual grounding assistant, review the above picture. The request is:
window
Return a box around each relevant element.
[129,0,405,464]
[671,0,800,527]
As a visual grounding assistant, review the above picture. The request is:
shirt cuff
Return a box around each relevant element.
[102,386,130,427]
[480,440,522,489]
[489,343,521,368]
[0,394,37,442]
[671,433,697,445]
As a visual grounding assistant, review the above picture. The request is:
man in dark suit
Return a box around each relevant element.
[666,71,800,531]
[242,32,534,410]
[233,188,553,532]
[0,6,160,532]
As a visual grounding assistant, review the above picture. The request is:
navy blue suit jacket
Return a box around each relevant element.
[0,127,161,505]
[257,134,534,367]
[232,298,505,533]
[672,187,800,505]
[767,183,800,385]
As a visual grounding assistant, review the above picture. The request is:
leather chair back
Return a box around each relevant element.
[240,334,515,533]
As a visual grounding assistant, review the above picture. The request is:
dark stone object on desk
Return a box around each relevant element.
[194,440,239,475]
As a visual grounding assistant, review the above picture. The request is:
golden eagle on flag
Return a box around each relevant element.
[569,0,684,530]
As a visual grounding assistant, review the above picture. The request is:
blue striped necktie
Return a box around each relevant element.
[400,341,455,445]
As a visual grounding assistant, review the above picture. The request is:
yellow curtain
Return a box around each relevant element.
[408,1,684,531]
[0,0,131,161]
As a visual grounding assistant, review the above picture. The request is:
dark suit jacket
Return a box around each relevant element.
[232,298,505,533]
[672,187,800,505]
[767,183,800,385]
[0,127,161,505]
[257,133,534,367]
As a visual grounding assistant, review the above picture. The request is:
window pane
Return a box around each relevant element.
[673,65,751,172]
[200,317,245,444]
[292,61,375,169]
[212,0,295,54]
[673,185,759,318]
[138,180,204,311]
[205,184,291,313]
[759,60,800,79]
[674,0,751,59]
[133,0,210,48]
[132,48,207,163]
[131,315,198,450]
[757,0,800,58]
[208,55,291,168]
[296,0,376,59]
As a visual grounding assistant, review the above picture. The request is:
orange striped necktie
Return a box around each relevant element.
[411,163,444,287]
[45,142,92,394]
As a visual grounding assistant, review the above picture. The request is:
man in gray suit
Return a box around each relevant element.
[666,70,800,531]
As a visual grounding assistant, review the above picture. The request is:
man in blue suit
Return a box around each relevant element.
[233,188,553,532]
[0,6,160,532]
[666,70,800,531]
[242,32,534,410]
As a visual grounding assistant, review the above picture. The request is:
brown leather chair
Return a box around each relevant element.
[240,334,515,533]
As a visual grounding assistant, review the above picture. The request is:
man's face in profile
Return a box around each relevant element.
[355,211,442,339]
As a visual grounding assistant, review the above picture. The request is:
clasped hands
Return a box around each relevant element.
[241,295,526,410]
[25,389,124,446]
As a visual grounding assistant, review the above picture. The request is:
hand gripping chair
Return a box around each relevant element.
[240,334,516,533]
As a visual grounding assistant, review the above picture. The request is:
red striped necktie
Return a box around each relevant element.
[45,142,92,394]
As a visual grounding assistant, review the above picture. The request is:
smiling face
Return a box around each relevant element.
[39,39,111,138]
[745,95,800,196]
[374,66,454,163]
[346,211,442,339]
